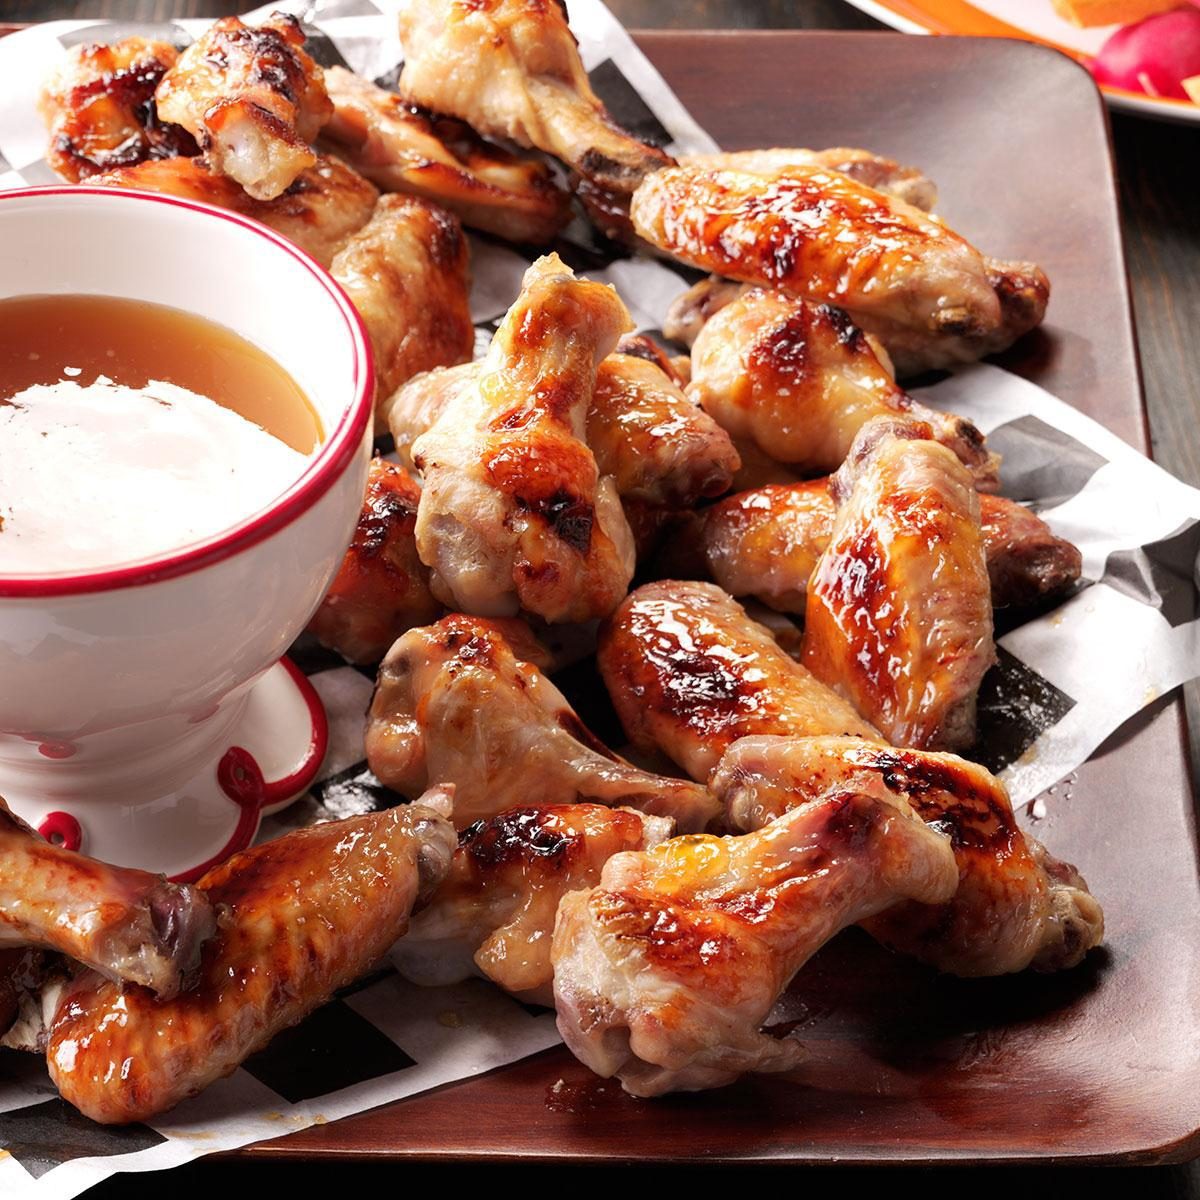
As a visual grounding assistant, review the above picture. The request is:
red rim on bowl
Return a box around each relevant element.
[0,185,375,598]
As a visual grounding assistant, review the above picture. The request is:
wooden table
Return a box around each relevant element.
[3,1,1198,1194]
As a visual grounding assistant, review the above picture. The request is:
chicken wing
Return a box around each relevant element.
[695,481,1081,614]
[45,794,456,1125]
[154,13,332,201]
[40,37,195,182]
[712,735,1104,976]
[552,786,958,1096]
[631,164,1048,374]
[803,417,995,751]
[321,66,570,244]
[307,458,441,664]
[682,147,936,212]
[598,581,878,783]
[93,153,379,268]
[366,614,718,833]
[330,193,475,424]
[411,253,634,622]
[393,804,671,1003]
[688,287,998,485]
[0,797,214,999]
[396,0,672,210]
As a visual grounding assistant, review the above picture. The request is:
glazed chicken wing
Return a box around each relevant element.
[683,147,937,212]
[598,581,878,783]
[631,164,1048,374]
[322,66,570,244]
[40,37,195,182]
[307,458,441,664]
[411,253,634,622]
[803,418,995,751]
[45,795,456,1125]
[552,787,958,1096]
[712,736,1104,976]
[687,287,998,485]
[154,14,332,201]
[330,193,475,424]
[393,804,671,1003]
[397,0,672,204]
[366,615,718,833]
[94,153,379,268]
[696,481,1081,614]
[0,797,214,999]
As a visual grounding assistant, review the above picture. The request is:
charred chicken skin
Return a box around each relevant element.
[307,458,442,664]
[394,803,672,1003]
[45,795,456,1125]
[803,417,995,751]
[154,13,333,201]
[366,614,719,833]
[411,253,635,623]
[552,786,958,1095]
[713,735,1104,977]
[631,164,1048,374]
[322,65,571,244]
[0,797,214,1000]
[598,580,878,783]
[40,37,195,182]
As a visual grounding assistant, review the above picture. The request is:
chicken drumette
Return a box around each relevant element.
[687,286,998,485]
[803,417,995,751]
[552,786,958,1095]
[155,13,332,200]
[410,253,635,622]
[45,795,455,1125]
[0,797,214,999]
[366,614,718,832]
[393,803,672,1003]
[322,66,570,244]
[713,736,1104,977]
[598,580,878,783]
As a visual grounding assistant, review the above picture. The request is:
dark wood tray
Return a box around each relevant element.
[6,26,1199,1166]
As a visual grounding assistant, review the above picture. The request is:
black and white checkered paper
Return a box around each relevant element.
[2,1,1199,1193]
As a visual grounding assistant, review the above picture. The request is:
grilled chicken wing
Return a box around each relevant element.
[695,481,1081,614]
[588,351,740,506]
[411,253,634,622]
[394,804,671,1003]
[40,37,194,182]
[682,147,936,212]
[688,287,998,485]
[804,417,995,751]
[631,164,1048,374]
[366,615,717,833]
[0,797,214,999]
[307,458,441,664]
[397,0,672,201]
[330,193,475,424]
[322,66,570,244]
[154,14,332,201]
[598,581,878,783]
[93,153,379,268]
[552,787,958,1096]
[45,795,455,1125]
[713,736,1104,976]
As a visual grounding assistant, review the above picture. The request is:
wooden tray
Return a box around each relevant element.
[6,26,1199,1167]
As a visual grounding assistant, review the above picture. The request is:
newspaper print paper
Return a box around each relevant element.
[1,1,1198,1194]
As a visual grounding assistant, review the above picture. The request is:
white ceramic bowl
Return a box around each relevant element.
[0,187,373,877]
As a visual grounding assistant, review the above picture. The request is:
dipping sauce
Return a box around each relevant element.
[0,294,322,575]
